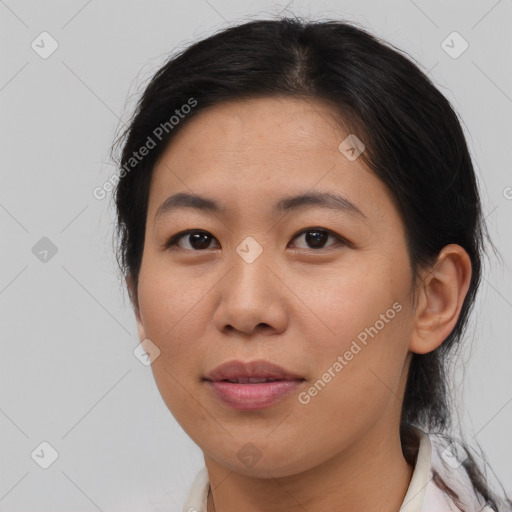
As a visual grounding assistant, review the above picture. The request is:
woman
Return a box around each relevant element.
[111,17,511,512]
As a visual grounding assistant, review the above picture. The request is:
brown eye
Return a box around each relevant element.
[289,228,345,250]
[165,230,219,250]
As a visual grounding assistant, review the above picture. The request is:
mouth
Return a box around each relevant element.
[203,360,305,410]
[216,377,288,384]
[204,359,304,382]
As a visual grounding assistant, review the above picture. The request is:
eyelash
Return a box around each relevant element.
[163,228,351,252]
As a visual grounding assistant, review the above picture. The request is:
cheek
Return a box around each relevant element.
[295,301,412,456]
[136,265,211,427]
[302,253,410,352]
[135,260,217,420]
[299,254,413,407]
[137,258,211,347]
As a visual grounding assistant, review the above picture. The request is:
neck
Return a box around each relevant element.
[204,422,415,512]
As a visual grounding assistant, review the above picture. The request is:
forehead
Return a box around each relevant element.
[147,96,399,227]
[165,96,346,158]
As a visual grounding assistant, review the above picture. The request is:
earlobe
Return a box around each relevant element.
[409,244,472,355]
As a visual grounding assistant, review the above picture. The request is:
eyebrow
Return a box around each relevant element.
[154,191,366,220]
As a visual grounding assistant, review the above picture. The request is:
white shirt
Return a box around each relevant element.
[182,428,499,512]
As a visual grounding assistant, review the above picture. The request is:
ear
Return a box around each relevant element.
[409,244,472,354]
[126,274,147,342]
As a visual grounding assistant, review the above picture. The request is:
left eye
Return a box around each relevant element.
[289,228,344,250]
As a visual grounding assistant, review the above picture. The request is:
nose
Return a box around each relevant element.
[212,244,289,337]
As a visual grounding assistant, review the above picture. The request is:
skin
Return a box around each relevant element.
[127,96,472,512]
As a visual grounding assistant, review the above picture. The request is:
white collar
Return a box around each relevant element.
[399,427,432,511]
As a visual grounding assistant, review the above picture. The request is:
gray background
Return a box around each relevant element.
[1,0,511,510]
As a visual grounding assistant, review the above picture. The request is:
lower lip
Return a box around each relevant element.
[205,380,304,410]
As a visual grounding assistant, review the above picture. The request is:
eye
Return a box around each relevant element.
[288,228,347,250]
[163,227,348,252]
[164,230,220,251]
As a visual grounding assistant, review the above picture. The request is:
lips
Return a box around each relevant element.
[204,359,304,383]
[203,360,305,410]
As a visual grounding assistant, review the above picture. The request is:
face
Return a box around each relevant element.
[132,96,417,478]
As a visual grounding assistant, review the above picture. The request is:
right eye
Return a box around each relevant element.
[164,230,220,251]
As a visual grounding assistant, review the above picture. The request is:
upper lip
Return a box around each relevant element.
[204,360,304,382]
